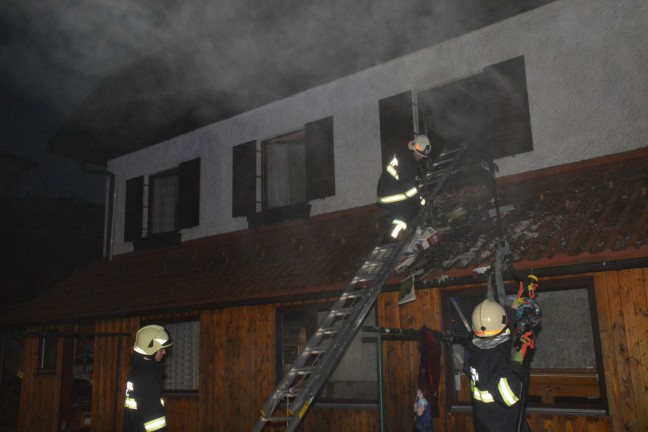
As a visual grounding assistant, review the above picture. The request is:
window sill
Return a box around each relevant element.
[448,404,607,416]
[247,203,311,229]
[133,231,181,251]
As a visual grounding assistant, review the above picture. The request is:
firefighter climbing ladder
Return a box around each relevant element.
[252,142,468,432]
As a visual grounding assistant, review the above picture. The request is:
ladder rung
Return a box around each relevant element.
[305,345,328,354]
[261,416,297,423]
[340,291,365,300]
[317,327,340,335]
[438,147,462,158]
[291,366,315,375]
[279,387,303,398]
[329,307,354,317]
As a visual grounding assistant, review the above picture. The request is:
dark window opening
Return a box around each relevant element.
[417,56,533,161]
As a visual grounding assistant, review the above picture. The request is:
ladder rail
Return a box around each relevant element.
[253,142,468,432]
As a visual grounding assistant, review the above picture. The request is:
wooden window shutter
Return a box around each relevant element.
[232,141,257,218]
[124,176,144,241]
[305,116,335,200]
[177,158,201,229]
[480,56,533,158]
[379,91,414,167]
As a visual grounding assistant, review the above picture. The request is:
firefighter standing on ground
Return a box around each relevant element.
[376,134,436,240]
[124,325,172,432]
[467,299,531,432]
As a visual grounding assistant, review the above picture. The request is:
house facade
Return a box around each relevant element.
[1,0,647,431]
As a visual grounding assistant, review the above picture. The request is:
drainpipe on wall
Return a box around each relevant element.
[79,160,116,261]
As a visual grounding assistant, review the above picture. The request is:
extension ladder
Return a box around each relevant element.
[252,142,468,432]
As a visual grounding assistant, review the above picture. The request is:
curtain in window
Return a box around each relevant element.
[164,321,200,391]
[150,175,178,234]
[266,142,305,209]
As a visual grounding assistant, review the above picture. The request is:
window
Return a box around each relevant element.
[379,56,533,167]
[264,130,307,209]
[162,321,200,392]
[277,304,378,404]
[124,158,200,246]
[149,169,180,234]
[442,277,607,414]
[417,56,533,159]
[37,332,58,373]
[232,116,335,227]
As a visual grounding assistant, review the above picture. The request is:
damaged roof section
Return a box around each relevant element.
[1,148,646,327]
[417,147,648,280]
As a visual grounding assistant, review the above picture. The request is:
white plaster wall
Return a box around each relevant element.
[107,0,648,255]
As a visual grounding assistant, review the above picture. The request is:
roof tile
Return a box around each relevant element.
[1,148,646,326]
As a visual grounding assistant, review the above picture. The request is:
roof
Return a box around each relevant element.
[1,147,646,327]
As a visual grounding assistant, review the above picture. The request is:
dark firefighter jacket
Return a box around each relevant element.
[466,333,529,432]
[376,146,423,224]
[124,354,168,432]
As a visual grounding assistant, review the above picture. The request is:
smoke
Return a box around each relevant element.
[1,0,554,154]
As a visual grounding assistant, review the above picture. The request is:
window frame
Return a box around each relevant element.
[262,129,307,211]
[231,116,335,227]
[138,319,201,395]
[148,167,180,236]
[276,302,379,406]
[441,276,608,415]
[124,158,200,246]
[37,331,58,374]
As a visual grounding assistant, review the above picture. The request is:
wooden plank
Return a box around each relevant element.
[620,268,648,430]
[200,310,221,430]
[397,295,415,429]
[594,272,622,431]
[605,270,637,431]
[635,268,648,426]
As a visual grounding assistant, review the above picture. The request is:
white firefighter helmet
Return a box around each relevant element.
[471,299,507,337]
[408,134,431,157]
[133,324,172,355]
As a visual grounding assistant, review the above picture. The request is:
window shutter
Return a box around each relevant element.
[124,176,144,242]
[480,56,533,158]
[305,116,335,200]
[379,91,414,167]
[177,158,201,229]
[232,141,257,218]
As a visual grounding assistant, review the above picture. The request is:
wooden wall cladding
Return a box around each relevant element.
[376,286,445,432]
[595,269,648,432]
[200,304,276,431]
[165,396,199,432]
[91,317,139,432]
[18,325,64,432]
[16,268,647,431]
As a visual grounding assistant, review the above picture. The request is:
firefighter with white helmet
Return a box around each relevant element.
[376,134,435,240]
[467,299,531,432]
[124,325,172,432]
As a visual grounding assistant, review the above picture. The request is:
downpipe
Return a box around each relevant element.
[78,160,116,261]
